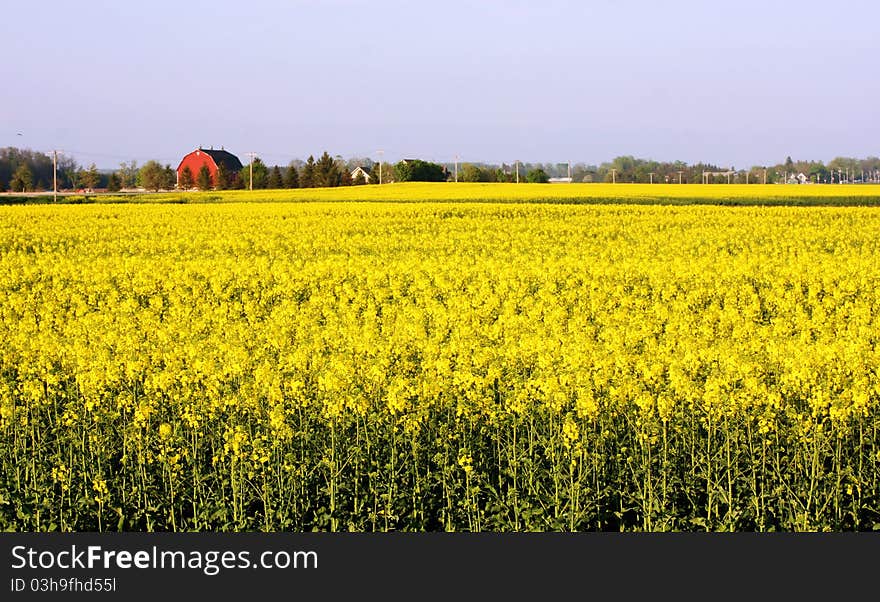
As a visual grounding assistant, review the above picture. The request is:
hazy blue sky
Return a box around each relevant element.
[2,0,878,169]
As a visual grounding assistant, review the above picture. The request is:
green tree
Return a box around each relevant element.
[196,165,213,190]
[118,160,138,188]
[460,163,487,182]
[138,160,166,191]
[9,163,33,192]
[314,151,340,187]
[267,165,283,189]
[162,165,176,190]
[67,168,80,191]
[300,155,316,188]
[394,159,446,182]
[239,157,269,189]
[0,148,72,191]
[394,160,411,182]
[284,163,299,188]
[340,167,352,186]
[107,172,121,192]
[352,170,366,185]
[368,162,390,184]
[179,166,194,189]
[81,163,100,190]
[56,156,78,190]
[215,163,229,190]
[526,168,549,183]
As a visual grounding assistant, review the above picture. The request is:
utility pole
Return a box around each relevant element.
[376,150,384,185]
[245,152,257,190]
[515,160,519,184]
[677,170,684,184]
[763,169,767,185]
[49,149,63,202]
[567,162,571,181]
[648,172,655,184]
[454,155,459,183]
[611,168,616,184]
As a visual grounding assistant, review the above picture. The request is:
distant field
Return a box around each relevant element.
[4,182,880,205]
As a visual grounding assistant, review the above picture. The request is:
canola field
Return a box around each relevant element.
[47,182,880,206]
[2,201,880,531]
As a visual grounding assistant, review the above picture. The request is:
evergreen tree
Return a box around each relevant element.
[300,155,316,188]
[107,172,122,192]
[81,163,101,190]
[180,166,194,189]
[162,165,176,190]
[268,165,283,189]
[340,168,353,186]
[231,170,245,189]
[9,163,33,192]
[314,151,340,187]
[284,163,299,188]
[394,160,411,182]
[197,165,213,190]
[367,163,385,184]
[352,170,366,185]
[215,163,229,190]
[238,157,269,189]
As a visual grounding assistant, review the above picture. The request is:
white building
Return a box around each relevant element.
[350,166,371,183]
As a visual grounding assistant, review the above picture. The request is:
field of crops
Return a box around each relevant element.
[2,201,880,531]
[8,182,880,206]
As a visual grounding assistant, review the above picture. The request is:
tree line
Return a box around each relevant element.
[436,156,880,185]
[557,155,880,185]
[3,146,880,192]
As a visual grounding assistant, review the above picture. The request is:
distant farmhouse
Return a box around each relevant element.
[177,148,243,189]
[351,166,371,183]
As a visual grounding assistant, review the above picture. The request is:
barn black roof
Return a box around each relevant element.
[196,148,243,172]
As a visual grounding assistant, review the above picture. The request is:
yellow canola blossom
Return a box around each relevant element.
[1,201,880,531]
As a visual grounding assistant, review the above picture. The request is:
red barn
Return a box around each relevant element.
[176,147,243,189]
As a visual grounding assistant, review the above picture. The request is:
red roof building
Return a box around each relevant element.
[176,148,243,189]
